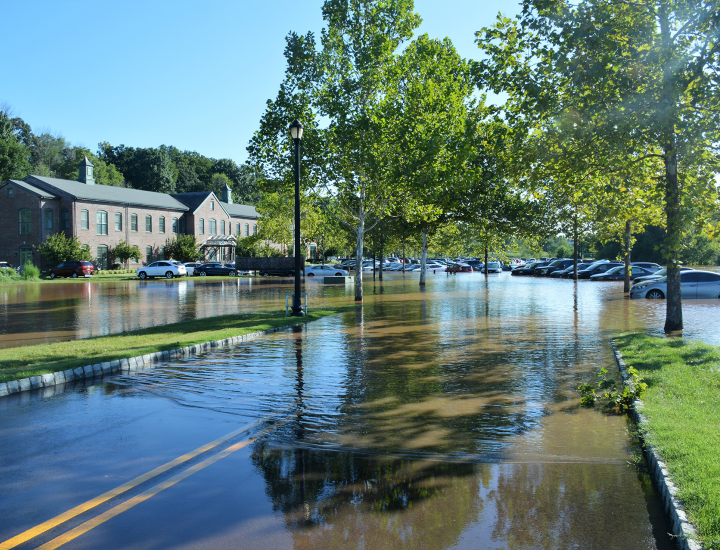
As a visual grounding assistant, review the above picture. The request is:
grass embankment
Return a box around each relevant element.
[0,307,353,383]
[615,334,720,548]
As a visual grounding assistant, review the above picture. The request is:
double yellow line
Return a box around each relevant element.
[1,410,290,550]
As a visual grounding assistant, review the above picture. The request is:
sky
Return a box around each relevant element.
[2,0,521,165]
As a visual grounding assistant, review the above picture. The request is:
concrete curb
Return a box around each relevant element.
[610,340,702,550]
[0,326,292,399]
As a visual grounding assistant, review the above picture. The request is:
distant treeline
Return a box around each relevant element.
[1,109,260,205]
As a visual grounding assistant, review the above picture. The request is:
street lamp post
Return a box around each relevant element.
[289,119,305,317]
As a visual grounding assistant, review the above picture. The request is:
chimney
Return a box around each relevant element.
[222,183,233,204]
[78,156,95,185]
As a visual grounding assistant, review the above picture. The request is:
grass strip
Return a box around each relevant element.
[615,333,720,548]
[0,307,355,383]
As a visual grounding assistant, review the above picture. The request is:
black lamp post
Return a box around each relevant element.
[289,119,305,317]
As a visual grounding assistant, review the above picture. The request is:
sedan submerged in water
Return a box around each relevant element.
[630,270,720,299]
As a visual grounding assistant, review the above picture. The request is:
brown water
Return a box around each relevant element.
[3,273,718,548]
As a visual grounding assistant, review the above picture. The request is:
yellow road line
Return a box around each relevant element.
[0,409,287,550]
[36,417,291,550]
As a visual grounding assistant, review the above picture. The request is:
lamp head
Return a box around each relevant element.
[289,119,304,141]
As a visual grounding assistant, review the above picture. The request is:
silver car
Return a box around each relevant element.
[630,270,720,299]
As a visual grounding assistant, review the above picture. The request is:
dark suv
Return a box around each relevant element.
[49,261,95,279]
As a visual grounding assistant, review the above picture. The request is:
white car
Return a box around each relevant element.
[183,262,202,276]
[304,265,350,277]
[137,261,187,280]
[630,270,720,299]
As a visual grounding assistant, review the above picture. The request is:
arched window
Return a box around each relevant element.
[146,246,153,264]
[180,218,185,234]
[145,215,152,232]
[235,223,240,236]
[18,209,31,234]
[199,218,205,234]
[220,221,225,235]
[244,223,249,237]
[97,211,108,235]
[80,210,89,230]
[172,217,178,233]
[159,216,165,233]
[115,212,122,231]
[253,224,257,235]
[159,246,165,260]
[209,219,216,234]
[97,245,109,269]
[131,213,138,232]
[61,209,70,230]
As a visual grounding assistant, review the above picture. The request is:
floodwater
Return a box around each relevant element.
[1,273,719,549]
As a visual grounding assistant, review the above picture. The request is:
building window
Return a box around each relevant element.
[97,211,108,235]
[19,246,32,265]
[199,218,204,234]
[44,208,53,230]
[145,215,152,232]
[253,224,257,235]
[210,201,214,210]
[7,188,13,198]
[220,221,225,235]
[19,209,31,234]
[159,246,165,261]
[208,248,216,261]
[146,246,153,264]
[61,209,70,230]
[235,223,239,236]
[114,212,122,231]
[172,217,178,233]
[180,218,185,234]
[131,213,138,232]
[209,219,216,234]
[244,223,249,237]
[80,210,89,230]
[159,216,165,233]
[97,245,109,270]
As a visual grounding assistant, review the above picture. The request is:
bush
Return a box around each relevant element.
[0,267,20,281]
[21,263,40,281]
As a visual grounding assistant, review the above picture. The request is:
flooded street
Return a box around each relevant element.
[2,273,719,548]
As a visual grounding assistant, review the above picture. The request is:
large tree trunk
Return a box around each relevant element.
[664,143,682,332]
[624,219,632,293]
[419,228,428,286]
[573,215,578,281]
[354,219,364,302]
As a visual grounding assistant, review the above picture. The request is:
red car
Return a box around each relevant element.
[446,264,473,273]
[49,261,95,279]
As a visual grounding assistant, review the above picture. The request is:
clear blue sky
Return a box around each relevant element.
[2,0,520,165]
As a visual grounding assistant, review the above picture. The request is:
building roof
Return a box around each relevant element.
[3,179,58,199]
[25,175,188,211]
[170,192,217,214]
[222,202,259,219]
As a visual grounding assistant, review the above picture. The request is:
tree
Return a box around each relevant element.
[110,241,141,268]
[476,0,720,332]
[164,235,201,262]
[35,233,92,266]
[248,0,423,301]
[0,110,31,181]
[99,143,176,193]
[56,148,125,186]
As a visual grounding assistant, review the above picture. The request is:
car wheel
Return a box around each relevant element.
[50,272,56,279]
[139,271,147,280]
[72,272,78,278]
[335,272,343,276]
[307,273,315,277]
[166,271,174,279]
[229,270,236,277]
[646,289,665,299]
[200,271,207,276]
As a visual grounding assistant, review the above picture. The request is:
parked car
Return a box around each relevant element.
[575,261,623,279]
[631,262,662,272]
[536,259,574,276]
[49,260,95,279]
[589,265,655,281]
[183,262,202,276]
[305,265,349,277]
[511,261,550,276]
[447,263,473,273]
[0,261,12,269]
[552,263,591,278]
[194,262,238,277]
[630,270,720,299]
[632,266,694,285]
[137,261,187,279]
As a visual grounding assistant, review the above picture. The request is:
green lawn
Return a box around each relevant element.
[0,307,353,383]
[615,333,720,548]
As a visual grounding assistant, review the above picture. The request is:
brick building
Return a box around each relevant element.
[0,158,259,269]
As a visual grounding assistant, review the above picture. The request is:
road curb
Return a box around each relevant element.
[610,339,702,550]
[0,326,292,398]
